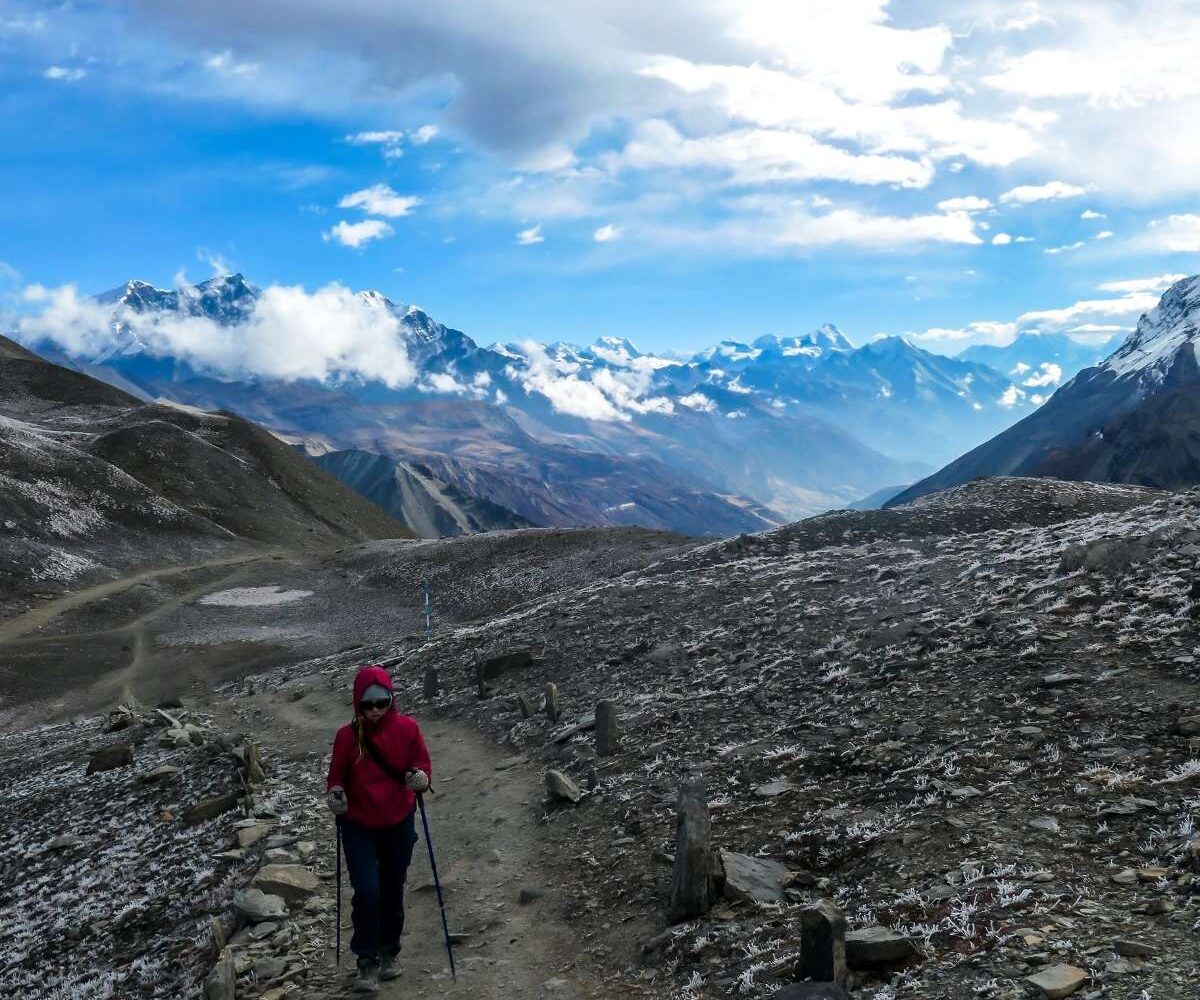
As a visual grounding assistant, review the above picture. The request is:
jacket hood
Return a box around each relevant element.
[353,665,395,707]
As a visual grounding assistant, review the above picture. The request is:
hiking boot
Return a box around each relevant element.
[379,949,401,982]
[352,958,380,993]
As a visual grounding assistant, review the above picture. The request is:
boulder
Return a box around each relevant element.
[87,742,133,775]
[252,865,319,906]
[719,850,788,904]
[544,769,582,804]
[183,791,241,827]
[1175,715,1200,736]
[480,649,534,679]
[137,764,180,784]
[1025,964,1088,999]
[233,888,288,923]
[845,926,918,967]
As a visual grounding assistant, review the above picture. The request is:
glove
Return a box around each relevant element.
[326,787,348,816]
[406,769,430,793]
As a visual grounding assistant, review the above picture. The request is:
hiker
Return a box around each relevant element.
[327,665,432,993]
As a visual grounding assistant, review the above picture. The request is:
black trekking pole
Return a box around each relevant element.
[335,817,343,968]
[414,789,456,980]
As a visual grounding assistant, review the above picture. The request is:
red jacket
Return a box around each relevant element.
[326,665,432,829]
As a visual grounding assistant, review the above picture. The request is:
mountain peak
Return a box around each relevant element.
[1103,273,1200,379]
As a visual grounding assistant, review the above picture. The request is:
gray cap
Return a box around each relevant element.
[361,683,391,703]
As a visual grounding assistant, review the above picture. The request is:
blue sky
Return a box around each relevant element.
[3,0,1200,356]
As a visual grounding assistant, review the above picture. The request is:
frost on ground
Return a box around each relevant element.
[199,586,314,607]
[367,477,1200,999]
[0,712,261,1000]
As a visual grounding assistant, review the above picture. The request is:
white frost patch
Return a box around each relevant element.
[31,548,98,582]
[199,586,313,607]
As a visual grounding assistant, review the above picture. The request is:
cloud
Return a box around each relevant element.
[1018,290,1162,332]
[1093,230,1113,240]
[1080,209,1106,220]
[1095,274,1187,295]
[1000,180,1089,204]
[614,119,933,188]
[1137,214,1200,253]
[410,124,439,145]
[204,50,258,77]
[1022,362,1063,387]
[17,281,417,388]
[515,224,544,245]
[909,320,1018,349]
[991,232,1012,245]
[593,224,620,243]
[772,207,981,248]
[322,219,395,248]
[338,184,421,218]
[43,66,86,82]
[938,196,992,213]
[1043,241,1084,254]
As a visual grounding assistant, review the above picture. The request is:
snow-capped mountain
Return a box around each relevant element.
[16,272,1079,529]
[892,274,1200,504]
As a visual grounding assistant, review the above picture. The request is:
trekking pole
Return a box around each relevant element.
[335,817,343,968]
[414,790,456,980]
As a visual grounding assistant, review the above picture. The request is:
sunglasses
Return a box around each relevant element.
[360,698,392,712]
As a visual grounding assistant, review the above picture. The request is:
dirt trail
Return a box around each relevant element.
[216,680,652,1000]
[0,552,273,643]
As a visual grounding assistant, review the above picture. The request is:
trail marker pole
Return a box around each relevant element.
[422,579,433,639]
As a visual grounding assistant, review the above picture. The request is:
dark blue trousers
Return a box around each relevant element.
[340,812,418,960]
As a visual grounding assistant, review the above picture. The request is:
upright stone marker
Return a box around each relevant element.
[800,899,848,987]
[517,694,534,718]
[668,772,713,922]
[595,699,619,756]
[423,666,440,700]
[544,682,561,723]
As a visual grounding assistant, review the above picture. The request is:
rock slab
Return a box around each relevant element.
[719,850,788,904]
[233,888,288,923]
[205,946,236,1000]
[545,769,582,804]
[252,864,319,906]
[800,900,847,986]
[87,743,133,775]
[845,926,918,966]
[1026,964,1088,999]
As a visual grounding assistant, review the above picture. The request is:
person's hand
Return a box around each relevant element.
[326,786,348,816]
[406,769,430,793]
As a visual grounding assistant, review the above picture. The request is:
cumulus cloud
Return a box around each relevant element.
[909,320,1018,349]
[1022,362,1063,387]
[1080,209,1106,220]
[938,196,992,213]
[1000,180,1089,204]
[338,184,421,217]
[18,282,418,387]
[410,124,439,145]
[991,233,1012,245]
[322,219,395,248]
[593,224,620,243]
[1018,290,1162,331]
[515,224,544,245]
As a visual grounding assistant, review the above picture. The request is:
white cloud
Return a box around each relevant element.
[1044,241,1085,255]
[992,233,1012,245]
[1018,291,1161,331]
[410,125,439,145]
[910,320,1018,349]
[1095,274,1187,295]
[1093,230,1113,240]
[204,50,258,77]
[1022,362,1063,387]
[1000,180,1089,204]
[998,384,1024,408]
[515,224,544,246]
[938,196,992,213]
[773,207,981,248]
[593,224,620,243]
[338,184,421,218]
[43,66,86,82]
[677,392,717,412]
[1080,209,1106,220]
[345,131,407,159]
[18,281,417,388]
[614,119,933,188]
[322,219,395,248]
[1137,214,1200,253]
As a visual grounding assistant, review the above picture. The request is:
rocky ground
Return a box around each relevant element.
[3,478,1199,998]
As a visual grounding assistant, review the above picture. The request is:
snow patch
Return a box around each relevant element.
[199,586,313,607]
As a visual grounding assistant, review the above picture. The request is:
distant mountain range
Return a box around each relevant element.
[892,274,1200,504]
[12,272,1129,535]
